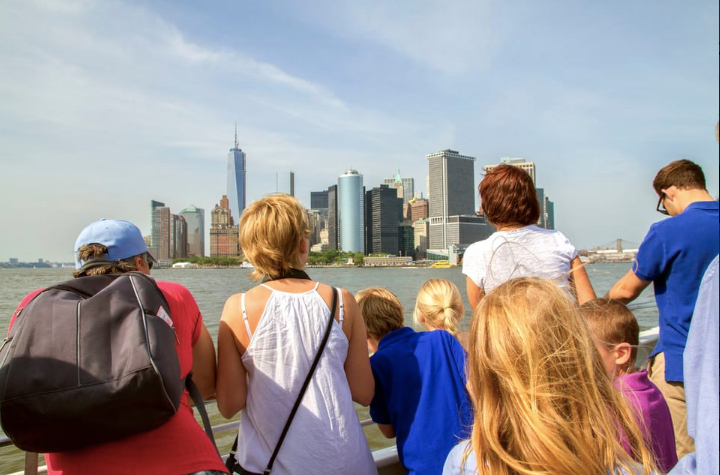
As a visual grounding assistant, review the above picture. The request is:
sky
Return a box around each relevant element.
[1,0,718,262]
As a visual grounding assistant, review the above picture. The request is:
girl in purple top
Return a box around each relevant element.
[581,299,678,472]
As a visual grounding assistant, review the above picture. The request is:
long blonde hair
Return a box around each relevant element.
[413,278,465,339]
[465,277,657,475]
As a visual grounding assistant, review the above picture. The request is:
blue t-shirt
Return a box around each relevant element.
[634,201,719,382]
[370,327,473,475]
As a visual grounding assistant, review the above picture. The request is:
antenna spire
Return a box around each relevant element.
[234,122,239,149]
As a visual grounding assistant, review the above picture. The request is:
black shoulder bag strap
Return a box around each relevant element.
[226,287,338,475]
[186,374,219,455]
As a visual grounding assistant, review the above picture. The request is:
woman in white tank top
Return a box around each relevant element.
[216,194,378,475]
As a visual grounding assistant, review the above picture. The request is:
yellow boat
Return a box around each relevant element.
[430,261,453,268]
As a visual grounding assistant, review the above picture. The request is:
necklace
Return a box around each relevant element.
[262,268,311,282]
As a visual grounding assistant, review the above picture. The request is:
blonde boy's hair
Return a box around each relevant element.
[466,277,657,475]
[580,298,639,365]
[239,193,310,281]
[356,287,404,339]
[413,279,464,338]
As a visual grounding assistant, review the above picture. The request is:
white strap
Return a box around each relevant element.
[241,293,253,339]
[336,287,344,324]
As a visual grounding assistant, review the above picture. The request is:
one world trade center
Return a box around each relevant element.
[227,124,246,224]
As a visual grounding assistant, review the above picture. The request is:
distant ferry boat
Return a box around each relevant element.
[430,261,454,268]
[172,262,199,269]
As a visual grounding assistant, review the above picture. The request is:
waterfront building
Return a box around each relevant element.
[179,205,205,257]
[409,197,429,222]
[150,200,190,263]
[363,256,413,266]
[545,196,555,229]
[151,200,171,263]
[413,219,429,260]
[365,185,399,255]
[307,209,322,248]
[383,170,414,205]
[398,222,415,258]
[535,188,555,230]
[327,185,338,250]
[311,190,329,234]
[426,149,476,250]
[227,125,246,224]
[338,169,364,254]
[173,215,187,259]
[484,157,536,185]
[210,195,240,258]
[276,171,295,196]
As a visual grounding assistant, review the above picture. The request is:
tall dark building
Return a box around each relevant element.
[311,191,329,210]
[227,124,246,224]
[365,185,399,255]
[398,223,415,258]
[426,149,476,249]
[327,185,338,250]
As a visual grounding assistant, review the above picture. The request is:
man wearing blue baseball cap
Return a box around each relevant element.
[73,218,158,274]
[8,219,228,475]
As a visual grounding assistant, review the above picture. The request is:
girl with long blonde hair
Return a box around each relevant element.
[443,277,658,475]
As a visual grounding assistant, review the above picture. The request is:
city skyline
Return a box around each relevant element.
[1,1,717,262]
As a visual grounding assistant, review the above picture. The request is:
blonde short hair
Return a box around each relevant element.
[356,287,405,340]
[413,279,464,338]
[580,298,639,366]
[239,193,310,281]
[466,277,657,475]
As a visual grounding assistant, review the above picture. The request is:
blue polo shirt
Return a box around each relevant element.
[369,327,473,475]
[634,200,719,382]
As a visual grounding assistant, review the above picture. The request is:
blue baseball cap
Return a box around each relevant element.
[74,219,156,269]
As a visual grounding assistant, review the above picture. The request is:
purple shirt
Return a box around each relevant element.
[617,370,678,472]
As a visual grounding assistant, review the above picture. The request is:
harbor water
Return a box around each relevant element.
[0,263,655,473]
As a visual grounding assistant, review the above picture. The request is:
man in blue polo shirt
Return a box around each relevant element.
[608,159,719,460]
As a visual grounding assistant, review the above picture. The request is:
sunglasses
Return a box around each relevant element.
[656,193,669,216]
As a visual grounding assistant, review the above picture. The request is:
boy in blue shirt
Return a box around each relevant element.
[356,287,472,475]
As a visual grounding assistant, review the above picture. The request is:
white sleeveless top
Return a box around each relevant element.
[235,283,377,475]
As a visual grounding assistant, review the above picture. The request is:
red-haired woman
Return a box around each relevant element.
[462,164,595,309]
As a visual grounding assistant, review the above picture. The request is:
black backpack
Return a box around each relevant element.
[0,271,213,453]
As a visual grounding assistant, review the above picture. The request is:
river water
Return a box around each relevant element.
[0,264,655,473]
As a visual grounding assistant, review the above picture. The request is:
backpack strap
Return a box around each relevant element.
[185,373,219,456]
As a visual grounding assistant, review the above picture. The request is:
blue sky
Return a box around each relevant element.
[1,0,718,262]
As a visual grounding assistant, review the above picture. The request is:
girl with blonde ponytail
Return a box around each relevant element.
[414,279,469,349]
[442,277,659,475]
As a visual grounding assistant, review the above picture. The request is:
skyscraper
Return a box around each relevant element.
[179,205,205,257]
[151,200,190,263]
[210,195,240,258]
[276,171,295,196]
[327,185,338,250]
[426,149,476,249]
[365,185,399,255]
[227,124,246,224]
[484,157,536,185]
[338,168,364,254]
[383,170,415,205]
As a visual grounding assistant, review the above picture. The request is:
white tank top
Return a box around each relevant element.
[235,284,377,475]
